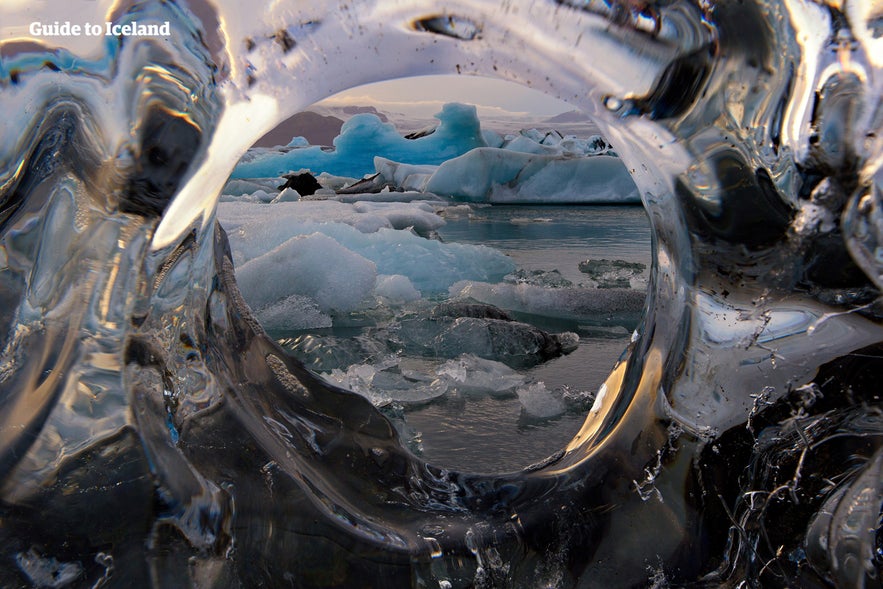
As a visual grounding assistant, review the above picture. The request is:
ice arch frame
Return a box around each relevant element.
[0,0,881,586]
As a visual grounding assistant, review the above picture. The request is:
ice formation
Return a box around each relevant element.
[230,101,640,204]
[378,149,639,203]
[1,0,882,587]
[217,199,515,324]
[450,280,646,324]
[231,103,488,179]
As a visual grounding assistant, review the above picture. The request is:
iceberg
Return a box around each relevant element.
[0,0,881,587]
[232,104,640,204]
[218,200,515,306]
[231,103,487,179]
[370,149,640,203]
[423,149,638,203]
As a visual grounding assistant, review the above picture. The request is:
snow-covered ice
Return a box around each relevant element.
[217,199,516,328]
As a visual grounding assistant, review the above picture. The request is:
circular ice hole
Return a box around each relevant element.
[219,76,651,473]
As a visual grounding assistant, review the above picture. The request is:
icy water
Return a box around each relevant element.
[413,205,650,471]
[405,338,633,472]
[279,204,652,473]
[436,204,651,284]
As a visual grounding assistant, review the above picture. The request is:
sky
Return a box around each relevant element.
[317,75,575,120]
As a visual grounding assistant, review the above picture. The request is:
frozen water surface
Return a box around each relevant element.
[1,0,882,587]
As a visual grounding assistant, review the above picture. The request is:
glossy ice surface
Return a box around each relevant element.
[0,0,881,586]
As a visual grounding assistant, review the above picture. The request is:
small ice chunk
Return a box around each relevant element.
[219,200,513,295]
[236,232,376,313]
[324,358,450,406]
[270,187,301,203]
[222,178,282,196]
[254,294,333,331]
[501,134,562,155]
[516,382,566,418]
[375,274,421,302]
[351,200,445,235]
[436,354,524,394]
[391,316,577,367]
[374,156,437,192]
[578,259,646,289]
[449,281,645,322]
[316,171,359,191]
[249,189,275,203]
[482,129,504,148]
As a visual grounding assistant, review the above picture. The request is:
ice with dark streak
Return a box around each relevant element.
[0,0,882,587]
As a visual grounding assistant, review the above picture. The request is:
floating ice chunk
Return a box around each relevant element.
[424,149,639,204]
[500,134,563,155]
[220,203,390,261]
[322,354,527,407]
[270,187,300,203]
[220,199,441,257]
[334,191,447,204]
[236,232,376,313]
[578,259,647,289]
[219,201,513,295]
[287,136,310,147]
[316,172,359,191]
[375,274,421,303]
[374,157,436,192]
[450,281,645,323]
[325,358,449,406]
[223,188,276,203]
[430,301,514,321]
[435,354,524,394]
[222,178,282,196]
[517,129,547,144]
[253,294,333,332]
[506,268,573,288]
[350,201,445,235]
[555,332,580,353]
[516,382,566,419]
[482,129,504,148]
[437,204,476,218]
[390,315,578,367]
[558,135,616,157]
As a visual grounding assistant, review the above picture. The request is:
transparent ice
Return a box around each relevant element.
[1,0,882,587]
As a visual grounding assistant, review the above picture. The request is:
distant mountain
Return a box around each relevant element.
[543,110,588,124]
[338,105,390,122]
[253,111,345,147]
[253,106,394,147]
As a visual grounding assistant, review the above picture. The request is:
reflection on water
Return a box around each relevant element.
[0,0,881,587]
[408,337,630,473]
[438,204,651,284]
